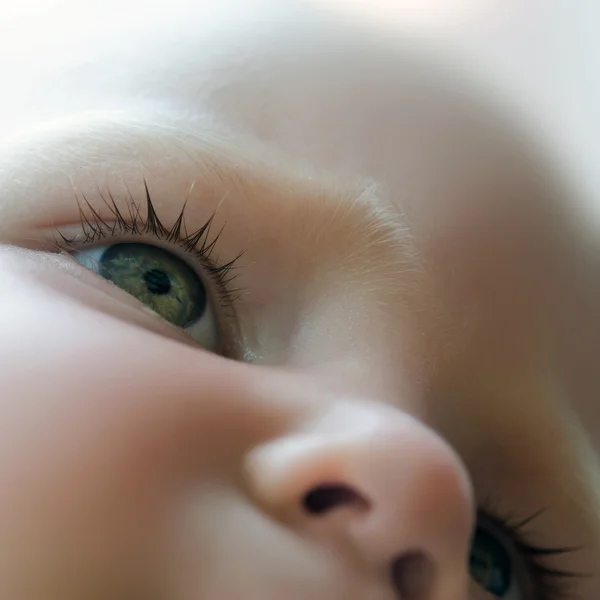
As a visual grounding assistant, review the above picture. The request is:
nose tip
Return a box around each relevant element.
[245,401,473,600]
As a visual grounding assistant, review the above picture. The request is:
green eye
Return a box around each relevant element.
[469,526,512,597]
[74,242,220,349]
[98,242,206,328]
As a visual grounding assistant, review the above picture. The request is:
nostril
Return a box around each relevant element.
[302,484,369,515]
[391,551,433,600]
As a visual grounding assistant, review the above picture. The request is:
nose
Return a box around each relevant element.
[245,400,474,600]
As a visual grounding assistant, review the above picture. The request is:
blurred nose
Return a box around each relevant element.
[245,400,474,600]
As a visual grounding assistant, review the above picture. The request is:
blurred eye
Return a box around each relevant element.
[73,242,220,350]
[470,525,516,598]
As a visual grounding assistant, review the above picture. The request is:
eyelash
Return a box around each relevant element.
[479,501,585,600]
[53,180,244,313]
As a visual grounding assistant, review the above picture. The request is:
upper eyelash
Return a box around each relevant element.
[478,502,588,600]
[54,179,245,311]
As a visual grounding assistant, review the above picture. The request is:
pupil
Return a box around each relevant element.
[143,268,172,295]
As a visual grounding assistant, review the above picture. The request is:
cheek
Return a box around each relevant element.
[0,279,260,590]
[0,299,248,488]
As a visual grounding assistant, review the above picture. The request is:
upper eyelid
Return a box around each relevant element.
[0,110,412,257]
[57,188,241,281]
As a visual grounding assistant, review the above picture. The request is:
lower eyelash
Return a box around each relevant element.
[54,179,245,310]
[478,501,587,600]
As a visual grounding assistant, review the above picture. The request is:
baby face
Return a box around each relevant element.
[0,1,598,599]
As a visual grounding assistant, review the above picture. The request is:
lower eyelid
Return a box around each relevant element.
[55,240,243,356]
[36,250,202,346]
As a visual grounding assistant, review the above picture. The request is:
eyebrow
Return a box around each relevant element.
[167,117,427,288]
[0,110,424,288]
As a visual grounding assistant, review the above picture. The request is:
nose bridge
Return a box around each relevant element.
[278,306,427,414]
[244,399,474,600]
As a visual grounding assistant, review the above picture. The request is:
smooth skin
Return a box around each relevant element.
[0,1,598,599]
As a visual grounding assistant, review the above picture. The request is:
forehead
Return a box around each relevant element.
[0,1,520,161]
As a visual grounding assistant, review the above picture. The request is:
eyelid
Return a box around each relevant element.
[7,246,203,348]
[57,223,219,283]
[72,183,237,287]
